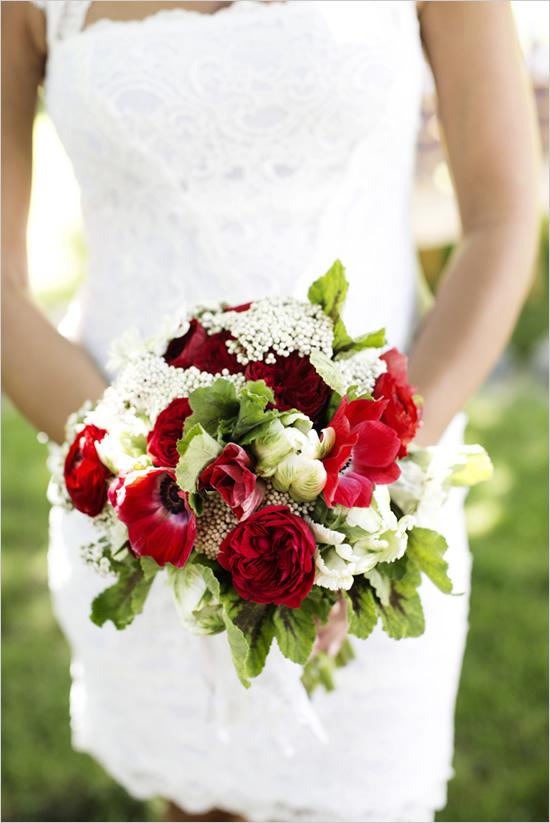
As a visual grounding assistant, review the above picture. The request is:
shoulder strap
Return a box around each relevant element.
[30,0,92,50]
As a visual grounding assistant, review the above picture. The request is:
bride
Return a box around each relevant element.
[2,2,539,821]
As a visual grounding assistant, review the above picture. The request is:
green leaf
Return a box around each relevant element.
[407,527,453,594]
[223,610,252,688]
[334,328,387,360]
[345,578,379,639]
[231,380,278,441]
[139,555,160,581]
[222,590,275,683]
[90,555,158,630]
[170,556,225,635]
[176,423,222,493]
[309,350,346,395]
[185,379,240,438]
[305,586,337,626]
[374,556,425,639]
[307,259,349,327]
[273,599,318,665]
[307,260,386,355]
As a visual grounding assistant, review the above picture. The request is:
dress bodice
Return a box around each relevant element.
[36,0,424,371]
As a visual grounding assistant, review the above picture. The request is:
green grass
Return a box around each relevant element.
[438,379,549,823]
[2,379,548,823]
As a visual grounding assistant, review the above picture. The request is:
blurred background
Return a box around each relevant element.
[2,2,548,821]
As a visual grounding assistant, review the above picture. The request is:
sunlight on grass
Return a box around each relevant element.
[466,499,503,538]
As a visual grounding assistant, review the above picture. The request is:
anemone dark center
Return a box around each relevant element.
[160,475,186,515]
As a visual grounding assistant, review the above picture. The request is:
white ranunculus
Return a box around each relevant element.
[370,514,416,565]
[95,429,151,476]
[307,519,347,547]
[314,548,355,591]
[273,454,327,502]
[391,444,493,522]
[253,413,316,477]
[346,485,397,533]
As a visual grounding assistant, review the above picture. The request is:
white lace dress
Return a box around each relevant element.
[33,2,471,821]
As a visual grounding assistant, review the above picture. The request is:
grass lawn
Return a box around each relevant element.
[2,378,548,823]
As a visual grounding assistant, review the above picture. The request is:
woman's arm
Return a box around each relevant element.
[1,2,107,444]
[409,1,541,445]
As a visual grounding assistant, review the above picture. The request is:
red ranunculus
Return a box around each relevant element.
[218,505,316,608]
[373,348,421,458]
[109,468,196,567]
[64,424,111,516]
[147,397,192,468]
[199,443,265,521]
[245,351,331,423]
[321,396,401,508]
[165,318,242,374]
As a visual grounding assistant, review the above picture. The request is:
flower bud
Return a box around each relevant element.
[449,446,493,487]
[273,454,327,502]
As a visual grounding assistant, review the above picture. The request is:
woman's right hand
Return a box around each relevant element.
[2,2,107,443]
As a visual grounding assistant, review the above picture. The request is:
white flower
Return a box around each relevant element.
[314,548,355,591]
[347,485,397,534]
[449,445,493,487]
[253,413,316,477]
[199,296,334,365]
[273,454,327,502]
[336,348,387,395]
[106,313,190,372]
[356,514,415,566]
[95,427,151,476]
[390,443,492,524]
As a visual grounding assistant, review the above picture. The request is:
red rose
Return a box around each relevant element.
[321,396,401,508]
[373,348,421,458]
[218,505,316,608]
[109,468,196,567]
[199,443,265,521]
[165,318,242,374]
[147,397,192,468]
[64,424,111,516]
[245,351,331,423]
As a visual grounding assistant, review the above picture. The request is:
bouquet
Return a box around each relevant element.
[51,261,492,691]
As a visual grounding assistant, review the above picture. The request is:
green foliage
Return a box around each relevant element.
[231,380,277,440]
[375,556,425,639]
[273,600,317,665]
[184,378,279,448]
[302,638,355,696]
[184,378,240,439]
[90,555,158,630]
[307,259,386,355]
[345,578,379,639]
[221,591,275,685]
[407,527,453,594]
[309,350,346,395]
[175,422,221,493]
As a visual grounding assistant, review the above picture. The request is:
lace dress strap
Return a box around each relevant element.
[29,0,92,51]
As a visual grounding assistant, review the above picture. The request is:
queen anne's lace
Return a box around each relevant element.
[33,2,472,821]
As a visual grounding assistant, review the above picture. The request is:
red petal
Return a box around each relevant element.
[381,348,409,385]
[332,472,374,508]
[352,420,401,469]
